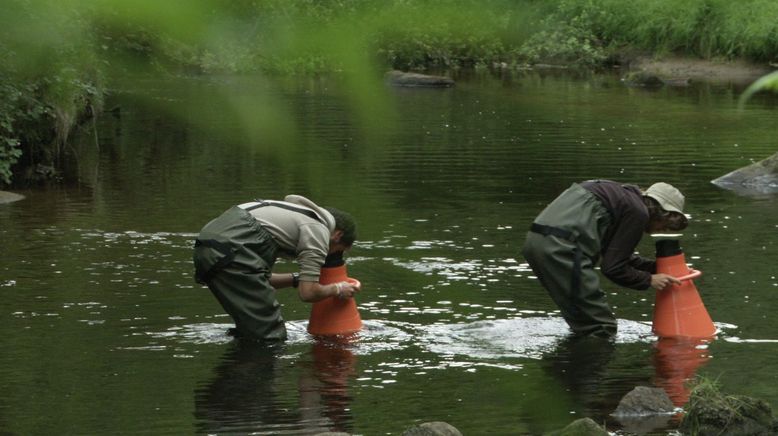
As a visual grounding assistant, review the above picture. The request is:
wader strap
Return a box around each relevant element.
[530,222,583,294]
[571,246,582,295]
[241,200,322,223]
[530,223,576,242]
[194,239,237,283]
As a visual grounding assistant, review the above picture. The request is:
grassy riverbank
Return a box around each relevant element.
[1,0,777,186]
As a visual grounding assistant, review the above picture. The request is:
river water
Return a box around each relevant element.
[1,70,777,435]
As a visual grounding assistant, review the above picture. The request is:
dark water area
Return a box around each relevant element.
[1,70,777,435]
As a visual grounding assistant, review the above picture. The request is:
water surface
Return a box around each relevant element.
[1,70,777,435]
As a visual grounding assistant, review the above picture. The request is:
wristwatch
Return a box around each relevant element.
[292,272,300,288]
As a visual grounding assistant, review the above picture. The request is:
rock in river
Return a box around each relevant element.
[0,190,25,205]
[385,70,455,88]
[711,151,778,196]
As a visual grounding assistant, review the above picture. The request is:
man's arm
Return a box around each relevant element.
[298,279,360,302]
[270,272,296,289]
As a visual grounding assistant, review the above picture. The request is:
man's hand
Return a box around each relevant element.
[333,280,361,299]
[298,279,361,302]
[651,273,682,290]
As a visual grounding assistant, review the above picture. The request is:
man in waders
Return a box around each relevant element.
[193,195,360,341]
[522,180,689,338]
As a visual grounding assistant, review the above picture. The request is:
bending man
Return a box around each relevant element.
[194,195,360,341]
[522,180,688,338]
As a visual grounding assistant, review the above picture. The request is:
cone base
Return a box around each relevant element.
[308,264,363,336]
[307,297,363,336]
[653,253,716,339]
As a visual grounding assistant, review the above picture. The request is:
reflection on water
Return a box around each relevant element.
[653,337,712,407]
[540,335,622,414]
[194,343,294,434]
[194,339,359,435]
[187,316,708,434]
[300,339,359,433]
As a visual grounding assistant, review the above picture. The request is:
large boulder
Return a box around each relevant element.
[712,151,778,196]
[385,71,455,88]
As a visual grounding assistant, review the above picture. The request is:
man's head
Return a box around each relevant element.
[325,207,357,252]
[643,182,688,232]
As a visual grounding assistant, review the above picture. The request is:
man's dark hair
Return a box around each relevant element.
[643,197,688,231]
[325,207,357,246]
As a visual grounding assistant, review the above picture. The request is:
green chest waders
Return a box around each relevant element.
[522,184,615,337]
[193,202,325,341]
[530,223,583,295]
[194,206,284,340]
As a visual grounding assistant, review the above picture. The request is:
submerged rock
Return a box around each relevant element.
[402,421,462,436]
[612,386,676,434]
[680,384,778,435]
[622,70,691,87]
[622,71,665,87]
[545,417,608,436]
[0,190,25,204]
[385,70,455,88]
[613,386,675,416]
[711,151,778,196]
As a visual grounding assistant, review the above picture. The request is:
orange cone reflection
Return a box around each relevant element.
[653,337,711,407]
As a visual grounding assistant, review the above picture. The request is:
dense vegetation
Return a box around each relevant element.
[1,0,777,186]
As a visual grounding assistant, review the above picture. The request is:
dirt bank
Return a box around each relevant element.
[629,56,775,85]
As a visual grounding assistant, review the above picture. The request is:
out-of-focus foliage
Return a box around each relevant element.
[739,71,778,107]
[1,0,778,186]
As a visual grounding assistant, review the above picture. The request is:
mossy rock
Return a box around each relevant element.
[680,382,777,435]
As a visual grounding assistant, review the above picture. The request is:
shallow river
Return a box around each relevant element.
[1,70,777,435]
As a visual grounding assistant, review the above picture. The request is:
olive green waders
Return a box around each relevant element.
[522,183,615,337]
[193,206,286,341]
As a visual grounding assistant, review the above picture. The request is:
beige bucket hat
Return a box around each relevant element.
[644,182,685,214]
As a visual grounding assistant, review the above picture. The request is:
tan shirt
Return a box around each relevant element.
[239,195,335,282]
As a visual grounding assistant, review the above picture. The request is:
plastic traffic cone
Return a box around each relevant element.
[307,252,363,336]
[652,239,716,339]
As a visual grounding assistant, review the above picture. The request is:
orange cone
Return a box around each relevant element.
[307,254,362,336]
[652,239,716,339]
